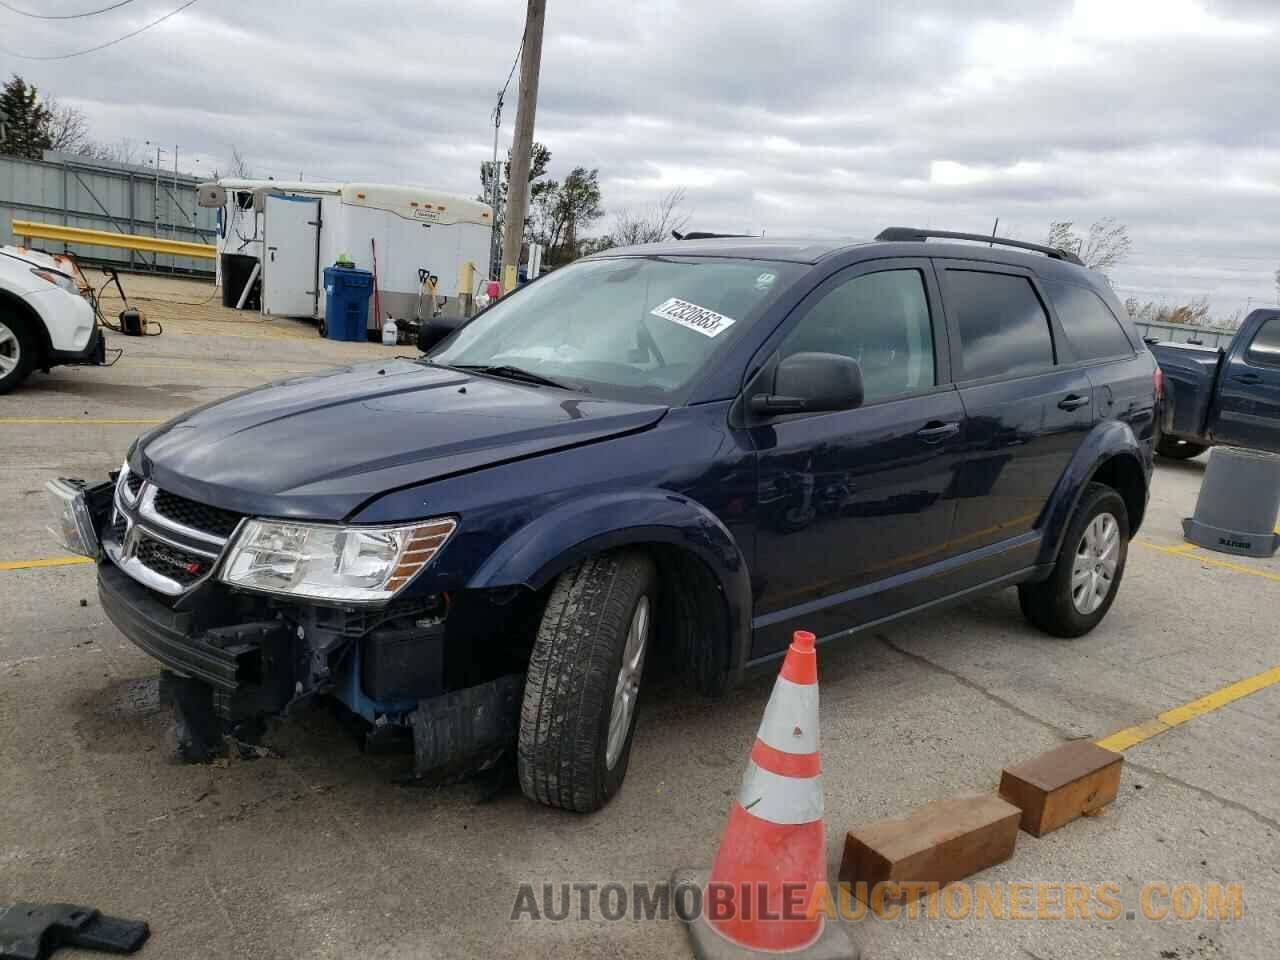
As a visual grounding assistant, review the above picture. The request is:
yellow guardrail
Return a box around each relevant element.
[10,219,217,260]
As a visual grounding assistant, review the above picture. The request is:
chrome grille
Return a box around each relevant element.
[152,489,243,539]
[135,535,209,586]
[108,477,236,596]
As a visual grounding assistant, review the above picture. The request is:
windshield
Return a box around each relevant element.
[429,255,804,403]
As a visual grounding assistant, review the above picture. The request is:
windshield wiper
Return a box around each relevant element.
[451,363,570,390]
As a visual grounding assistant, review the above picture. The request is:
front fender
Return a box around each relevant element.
[1037,419,1148,566]
[469,488,754,682]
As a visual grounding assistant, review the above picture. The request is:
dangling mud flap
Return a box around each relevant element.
[411,674,523,781]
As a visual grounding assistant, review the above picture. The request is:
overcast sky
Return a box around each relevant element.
[5,0,1279,317]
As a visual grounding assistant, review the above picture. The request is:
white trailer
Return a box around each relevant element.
[198,179,492,325]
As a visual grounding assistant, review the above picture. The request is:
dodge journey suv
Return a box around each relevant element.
[49,227,1157,812]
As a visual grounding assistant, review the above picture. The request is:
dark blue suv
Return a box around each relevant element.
[53,228,1157,812]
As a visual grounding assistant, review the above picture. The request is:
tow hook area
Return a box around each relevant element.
[161,671,267,763]
[0,902,149,960]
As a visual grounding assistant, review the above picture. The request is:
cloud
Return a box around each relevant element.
[5,0,1278,313]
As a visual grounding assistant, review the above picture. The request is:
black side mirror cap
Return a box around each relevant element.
[751,351,864,418]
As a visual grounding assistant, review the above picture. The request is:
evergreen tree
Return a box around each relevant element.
[0,75,53,160]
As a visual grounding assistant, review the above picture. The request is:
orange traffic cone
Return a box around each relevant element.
[674,630,855,959]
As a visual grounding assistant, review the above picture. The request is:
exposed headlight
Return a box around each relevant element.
[220,517,456,603]
[46,479,99,558]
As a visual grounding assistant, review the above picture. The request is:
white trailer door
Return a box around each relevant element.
[262,194,320,317]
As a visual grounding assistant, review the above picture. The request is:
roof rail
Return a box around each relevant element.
[874,227,1085,266]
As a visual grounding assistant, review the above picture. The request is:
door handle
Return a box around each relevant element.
[1233,373,1263,385]
[1057,394,1090,411]
[915,421,960,443]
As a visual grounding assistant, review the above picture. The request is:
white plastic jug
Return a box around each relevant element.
[382,319,398,346]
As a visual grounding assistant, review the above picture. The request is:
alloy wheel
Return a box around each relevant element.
[605,595,649,769]
[0,322,20,377]
[1071,512,1119,615]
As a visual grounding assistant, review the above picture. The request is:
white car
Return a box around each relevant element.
[0,244,103,393]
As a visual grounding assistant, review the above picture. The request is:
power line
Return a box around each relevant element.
[493,34,525,121]
[0,0,199,60]
[0,0,139,19]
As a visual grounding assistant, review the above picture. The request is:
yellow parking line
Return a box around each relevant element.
[1135,539,1280,584]
[1097,665,1280,752]
[0,418,163,425]
[125,359,313,377]
[0,556,93,571]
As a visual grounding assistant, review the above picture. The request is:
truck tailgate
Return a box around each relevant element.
[1149,341,1223,440]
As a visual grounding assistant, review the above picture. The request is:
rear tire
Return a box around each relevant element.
[0,314,36,394]
[518,550,656,812]
[1019,483,1129,638]
[1154,427,1207,460]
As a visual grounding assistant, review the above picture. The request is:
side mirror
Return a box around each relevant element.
[750,352,863,417]
[417,313,468,353]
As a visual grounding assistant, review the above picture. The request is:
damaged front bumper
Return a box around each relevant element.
[97,561,521,770]
[98,563,288,704]
[64,475,522,771]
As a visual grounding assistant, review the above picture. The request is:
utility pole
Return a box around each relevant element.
[500,0,546,293]
[488,100,502,281]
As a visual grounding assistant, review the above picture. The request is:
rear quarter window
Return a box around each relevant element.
[1044,280,1134,360]
[944,270,1055,381]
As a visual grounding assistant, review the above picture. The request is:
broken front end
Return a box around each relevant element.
[48,466,526,772]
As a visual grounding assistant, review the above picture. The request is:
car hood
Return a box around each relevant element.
[136,358,667,520]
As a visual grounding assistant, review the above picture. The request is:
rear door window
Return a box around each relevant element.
[1044,280,1133,360]
[1247,316,1280,366]
[944,270,1055,380]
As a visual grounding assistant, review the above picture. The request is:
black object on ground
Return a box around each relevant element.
[0,903,149,960]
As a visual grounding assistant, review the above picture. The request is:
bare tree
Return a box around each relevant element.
[610,188,691,246]
[1046,218,1131,275]
[1126,295,1213,326]
[228,146,253,178]
[41,96,92,154]
[1209,310,1242,332]
[85,138,145,166]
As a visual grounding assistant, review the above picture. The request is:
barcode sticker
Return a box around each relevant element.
[649,298,736,338]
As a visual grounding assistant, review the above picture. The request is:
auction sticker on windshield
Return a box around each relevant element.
[650,298,736,338]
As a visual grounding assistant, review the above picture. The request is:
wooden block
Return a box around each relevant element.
[839,793,1021,905]
[999,740,1123,837]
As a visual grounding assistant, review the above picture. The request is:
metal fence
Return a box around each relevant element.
[1133,319,1236,350]
[0,150,216,276]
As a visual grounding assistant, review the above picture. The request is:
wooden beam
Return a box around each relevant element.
[999,740,1123,837]
[839,793,1021,910]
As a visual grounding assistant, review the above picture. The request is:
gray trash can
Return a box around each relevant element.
[1182,447,1280,557]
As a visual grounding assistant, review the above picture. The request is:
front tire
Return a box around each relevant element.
[1019,483,1129,638]
[0,314,36,394]
[518,550,656,812]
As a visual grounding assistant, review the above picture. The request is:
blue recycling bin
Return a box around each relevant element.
[322,266,374,342]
